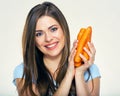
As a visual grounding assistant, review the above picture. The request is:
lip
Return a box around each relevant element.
[44,42,58,50]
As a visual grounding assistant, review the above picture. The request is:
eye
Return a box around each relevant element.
[50,27,58,32]
[35,32,43,37]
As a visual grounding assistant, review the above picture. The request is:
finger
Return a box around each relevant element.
[71,50,76,61]
[69,40,78,61]
[70,40,77,52]
[79,53,87,63]
[88,42,96,55]
[73,39,78,46]
[80,53,93,66]
[83,47,92,57]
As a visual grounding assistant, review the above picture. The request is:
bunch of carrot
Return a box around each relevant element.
[74,26,92,67]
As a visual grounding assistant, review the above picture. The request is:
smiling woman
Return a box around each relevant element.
[35,16,65,58]
[13,1,101,96]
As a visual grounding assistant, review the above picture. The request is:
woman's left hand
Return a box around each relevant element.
[75,42,96,73]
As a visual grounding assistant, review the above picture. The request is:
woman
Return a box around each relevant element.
[13,1,101,96]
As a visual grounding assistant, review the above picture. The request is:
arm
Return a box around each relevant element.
[53,40,77,96]
[13,64,39,96]
[75,71,100,96]
[16,73,73,96]
[16,78,39,96]
[53,71,73,96]
[87,77,100,96]
[75,42,100,96]
[75,71,90,96]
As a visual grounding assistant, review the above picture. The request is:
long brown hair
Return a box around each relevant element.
[21,1,93,96]
[21,2,70,96]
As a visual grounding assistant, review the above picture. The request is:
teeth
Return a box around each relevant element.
[46,43,57,48]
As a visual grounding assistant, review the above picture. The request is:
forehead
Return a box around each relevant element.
[36,16,60,30]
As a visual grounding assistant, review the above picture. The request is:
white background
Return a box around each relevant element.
[0,0,120,96]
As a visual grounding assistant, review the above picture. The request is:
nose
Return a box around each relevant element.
[45,32,53,42]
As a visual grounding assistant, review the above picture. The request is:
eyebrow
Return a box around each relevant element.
[35,24,58,32]
[48,24,57,30]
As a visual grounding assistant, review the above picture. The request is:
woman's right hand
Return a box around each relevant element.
[67,40,78,78]
[53,40,78,96]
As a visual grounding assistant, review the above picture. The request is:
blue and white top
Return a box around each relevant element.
[13,63,101,86]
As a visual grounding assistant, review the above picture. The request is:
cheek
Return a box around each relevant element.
[55,30,65,40]
[58,32,65,45]
[62,36,65,46]
[60,32,65,43]
[35,38,43,48]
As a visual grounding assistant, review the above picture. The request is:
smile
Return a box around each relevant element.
[45,42,58,50]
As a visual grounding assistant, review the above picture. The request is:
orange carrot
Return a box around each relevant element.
[74,28,86,67]
[82,27,92,60]
[74,26,92,67]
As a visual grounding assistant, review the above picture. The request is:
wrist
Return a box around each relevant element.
[66,70,75,79]
[75,69,85,80]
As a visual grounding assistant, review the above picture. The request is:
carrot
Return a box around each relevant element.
[82,27,92,60]
[74,28,86,67]
[74,26,92,67]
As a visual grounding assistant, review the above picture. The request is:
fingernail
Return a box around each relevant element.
[79,53,82,56]
[83,47,86,50]
[88,42,90,45]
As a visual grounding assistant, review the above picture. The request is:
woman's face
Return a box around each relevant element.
[35,16,65,58]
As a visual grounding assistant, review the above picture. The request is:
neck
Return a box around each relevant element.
[43,54,62,79]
